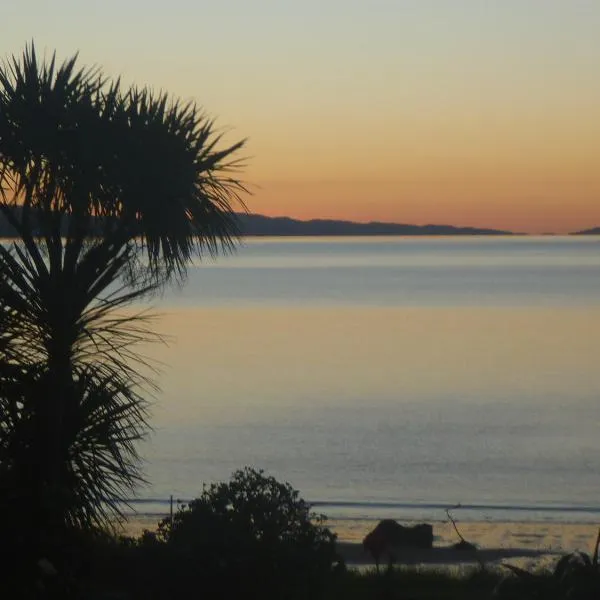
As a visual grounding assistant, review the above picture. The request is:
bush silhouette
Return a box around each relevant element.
[157,467,339,599]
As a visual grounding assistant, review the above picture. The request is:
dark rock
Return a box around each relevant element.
[363,520,434,571]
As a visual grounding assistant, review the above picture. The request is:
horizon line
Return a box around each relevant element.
[237,212,600,236]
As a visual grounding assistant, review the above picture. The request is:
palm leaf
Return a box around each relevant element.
[0,43,248,542]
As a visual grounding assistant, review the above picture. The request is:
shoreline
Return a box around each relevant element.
[119,515,599,571]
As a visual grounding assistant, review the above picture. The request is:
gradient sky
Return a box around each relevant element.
[4,1,600,233]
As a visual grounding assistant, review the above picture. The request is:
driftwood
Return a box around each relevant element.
[592,526,600,566]
[446,505,477,551]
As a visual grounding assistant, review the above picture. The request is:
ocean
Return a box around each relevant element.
[126,236,600,527]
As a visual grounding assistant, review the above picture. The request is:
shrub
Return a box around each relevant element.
[157,467,339,599]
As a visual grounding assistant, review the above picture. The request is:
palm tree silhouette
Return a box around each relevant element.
[0,43,247,549]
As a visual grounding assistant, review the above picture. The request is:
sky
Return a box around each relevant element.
[3,0,600,233]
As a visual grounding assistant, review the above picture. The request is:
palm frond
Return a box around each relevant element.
[0,42,248,540]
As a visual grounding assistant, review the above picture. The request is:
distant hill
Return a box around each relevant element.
[0,208,513,238]
[571,226,600,235]
[234,213,513,236]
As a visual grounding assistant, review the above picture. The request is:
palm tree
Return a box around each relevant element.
[0,43,247,547]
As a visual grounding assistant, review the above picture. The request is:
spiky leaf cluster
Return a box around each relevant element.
[0,44,246,535]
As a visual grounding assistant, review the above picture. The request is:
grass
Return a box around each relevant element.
[13,531,564,600]
[327,566,506,600]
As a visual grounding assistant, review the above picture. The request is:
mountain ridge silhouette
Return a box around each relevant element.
[3,208,596,236]
[234,213,514,236]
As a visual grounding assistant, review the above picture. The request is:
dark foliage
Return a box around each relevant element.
[328,567,499,600]
[21,469,339,599]
[144,467,338,600]
[0,42,246,588]
[493,530,600,600]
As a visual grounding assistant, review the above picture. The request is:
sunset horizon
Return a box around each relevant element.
[3,2,600,591]
[5,1,599,235]
[243,204,599,235]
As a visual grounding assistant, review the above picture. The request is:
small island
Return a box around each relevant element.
[571,226,600,235]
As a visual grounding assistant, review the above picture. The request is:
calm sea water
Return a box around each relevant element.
[129,236,600,524]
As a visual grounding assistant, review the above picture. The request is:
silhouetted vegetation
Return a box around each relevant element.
[492,529,600,600]
[110,468,340,600]
[0,42,245,596]
[2,42,595,600]
[6,466,531,600]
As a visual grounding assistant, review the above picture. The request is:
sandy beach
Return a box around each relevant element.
[338,519,600,570]
[121,516,599,571]
[336,520,599,571]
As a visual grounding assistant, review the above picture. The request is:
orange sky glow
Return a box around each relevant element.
[4,1,600,233]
